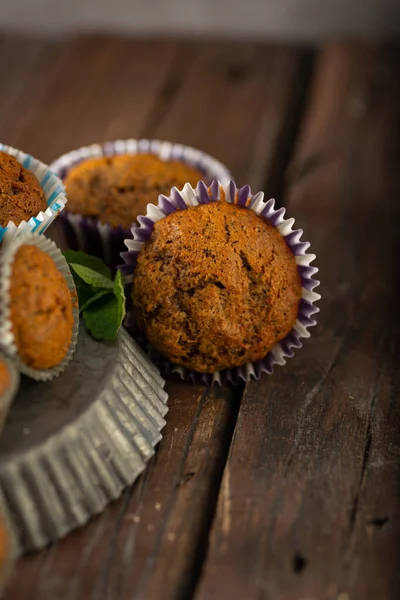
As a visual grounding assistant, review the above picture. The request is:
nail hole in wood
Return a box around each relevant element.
[368,517,388,528]
[182,471,195,484]
[225,64,249,83]
[293,552,307,574]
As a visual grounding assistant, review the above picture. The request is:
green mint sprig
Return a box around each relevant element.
[64,250,126,341]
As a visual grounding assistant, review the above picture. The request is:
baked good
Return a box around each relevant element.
[0,360,10,397]
[64,154,203,230]
[0,152,47,228]
[0,516,8,572]
[9,245,74,370]
[131,201,302,373]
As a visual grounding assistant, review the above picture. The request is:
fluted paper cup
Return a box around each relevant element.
[121,180,320,385]
[50,139,231,271]
[0,144,66,247]
[0,233,79,381]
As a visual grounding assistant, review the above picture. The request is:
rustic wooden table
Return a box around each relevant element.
[1,35,399,600]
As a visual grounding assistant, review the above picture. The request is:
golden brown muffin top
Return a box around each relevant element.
[0,152,47,228]
[10,245,74,370]
[0,361,10,397]
[132,201,302,373]
[64,153,203,230]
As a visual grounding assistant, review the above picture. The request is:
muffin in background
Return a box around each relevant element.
[50,139,231,271]
[132,201,302,373]
[64,153,203,230]
[0,151,47,228]
[0,144,67,247]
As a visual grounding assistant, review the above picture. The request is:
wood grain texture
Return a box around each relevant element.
[151,42,313,191]
[0,37,310,600]
[3,383,241,600]
[0,36,182,163]
[195,43,400,600]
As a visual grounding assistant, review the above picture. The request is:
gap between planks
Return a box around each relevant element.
[195,42,400,600]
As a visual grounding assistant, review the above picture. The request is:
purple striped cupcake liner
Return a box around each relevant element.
[49,139,231,272]
[120,180,321,386]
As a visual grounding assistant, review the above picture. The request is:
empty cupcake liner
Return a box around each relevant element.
[0,144,67,246]
[120,180,321,385]
[0,233,79,381]
[49,139,232,271]
[0,326,168,554]
[0,355,19,436]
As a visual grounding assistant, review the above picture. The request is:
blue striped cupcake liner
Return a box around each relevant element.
[120,180,321,385]
[0,144,67,246]
[49,139,231,271]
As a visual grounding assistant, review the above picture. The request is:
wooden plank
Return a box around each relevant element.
[152,42,313,191]
[0,36,58,138]
[2,38,311,600]
[3,383,240,600]
[0,36,182,164]
[100,383,241,600]
[195,43,400,600]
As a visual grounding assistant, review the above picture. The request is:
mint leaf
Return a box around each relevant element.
[113,269,126,324]
[83,294,123,340]
[79,289,111,313]
[75,282,95,310]
[63,250,126,340]
[81,271,126,340]
[64,250,112,279]
[69,263,114,289]
[113,270,124,299]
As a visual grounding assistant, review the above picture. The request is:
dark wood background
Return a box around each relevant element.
[1,36,400,600]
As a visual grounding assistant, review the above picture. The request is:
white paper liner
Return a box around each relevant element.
[0,233,79,381]
[0,144,67,247]
[121,180,321,385]
[0,354,19,436]
[49,139,232,270]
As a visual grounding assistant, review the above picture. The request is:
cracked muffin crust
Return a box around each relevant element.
[9,245,74,370]
[131,201,302,373]
[0,152,47,228]
[64,153,203,230]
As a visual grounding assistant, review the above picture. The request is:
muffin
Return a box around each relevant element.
[0,513,12,595]
[0,151,47,228]
[131,201,302,373]
[64,153,203,230]
[0,360,10,398]
[9,244,74,370]
[0,516,8,568]
[0,355,19,434]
